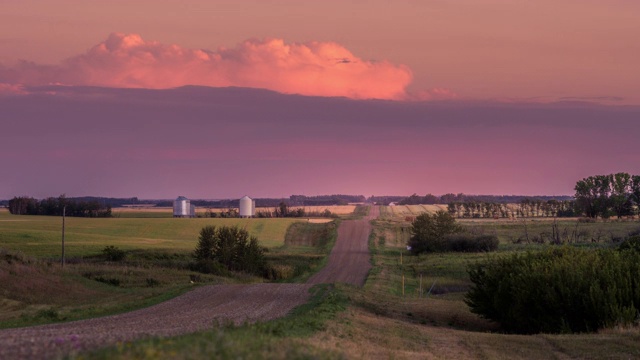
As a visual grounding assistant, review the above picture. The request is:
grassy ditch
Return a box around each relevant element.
[267,220,338,282]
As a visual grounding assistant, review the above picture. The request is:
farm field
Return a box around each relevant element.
[379,205,639,245]
[379,204,448,218]
[112,205,356,218]
[0,209,301,257]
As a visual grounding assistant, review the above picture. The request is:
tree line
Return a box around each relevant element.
[8,195,112,217]
[574,172,640,219]
[446,199,576,219]
[398,193,572,206]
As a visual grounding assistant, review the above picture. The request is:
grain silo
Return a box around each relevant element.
[239,195,255,218]
[173,196,192,218]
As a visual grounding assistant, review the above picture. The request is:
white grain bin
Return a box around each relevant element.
[173,196,191,218]
[239,195,255,218]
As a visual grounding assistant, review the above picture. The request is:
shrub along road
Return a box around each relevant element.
[0,207,378,359]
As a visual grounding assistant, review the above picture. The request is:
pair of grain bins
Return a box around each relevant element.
[172,195,255,218]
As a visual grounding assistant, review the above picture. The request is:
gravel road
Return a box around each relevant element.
[307,206,378,286]
[0,207,378,359]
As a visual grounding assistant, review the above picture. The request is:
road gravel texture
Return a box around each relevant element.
[0,207,378,359]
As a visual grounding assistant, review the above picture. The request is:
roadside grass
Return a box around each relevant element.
[340,204,369,220]
[268,221,339,282]
[83,284,347,360]
[0,248,214,329]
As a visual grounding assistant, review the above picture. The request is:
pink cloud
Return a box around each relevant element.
[0,33,417,100]
[0,82,27,95]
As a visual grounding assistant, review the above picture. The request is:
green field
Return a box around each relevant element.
[0,209,301,258]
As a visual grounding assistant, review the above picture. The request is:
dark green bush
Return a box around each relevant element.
[94,276,121,287]
[445,234,499,252]
[619,235,640,252]
[465,247,640,334]
[102,245,126,262]
[190,259,229,276]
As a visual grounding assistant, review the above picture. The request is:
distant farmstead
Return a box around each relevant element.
[173,196,195,218]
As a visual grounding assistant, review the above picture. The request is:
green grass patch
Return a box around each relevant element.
[267,221,338,282]
[0,213,301,258]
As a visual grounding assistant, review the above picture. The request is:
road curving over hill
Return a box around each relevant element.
[307,205,378,286]
[0,206,378,359]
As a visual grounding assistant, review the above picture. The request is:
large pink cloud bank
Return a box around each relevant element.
[0,33,416,100]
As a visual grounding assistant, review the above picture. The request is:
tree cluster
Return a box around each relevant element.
[399,193,572,205]
[8,195,112,217]
[192,225,268,276]
[466,246,640,334]
[289,194,365,206]
[446,199,575,219]
[408,211,499,254]
[574,173,640,218]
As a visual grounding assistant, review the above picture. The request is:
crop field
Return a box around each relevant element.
[379,204,448,218]
[112,205,356,218]
[0,209,301,258]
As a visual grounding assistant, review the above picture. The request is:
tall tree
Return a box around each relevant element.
[610,172,633,218]
[408,210,462,254]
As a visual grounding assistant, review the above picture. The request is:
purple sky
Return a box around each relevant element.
[1,86,638,199]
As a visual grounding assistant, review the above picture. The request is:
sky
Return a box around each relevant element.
[1,1,639,199]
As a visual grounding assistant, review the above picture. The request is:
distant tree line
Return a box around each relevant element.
[289,194,365,206]
[574,173,640,219]
[399,193,573,205]
[446,199,576,219]
[8,195,112,217]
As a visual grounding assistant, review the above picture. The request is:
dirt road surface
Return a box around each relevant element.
[0,207,378,359]
[307,206,378,286]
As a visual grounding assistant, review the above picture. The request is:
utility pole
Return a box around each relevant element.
[61,206,66,268]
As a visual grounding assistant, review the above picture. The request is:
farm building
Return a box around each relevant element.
[239,195,256,218]
[173,196,195,218]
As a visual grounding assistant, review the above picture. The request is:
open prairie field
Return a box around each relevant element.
[380,204,448,219]
[111,205,355,218]
[0,210,301,258]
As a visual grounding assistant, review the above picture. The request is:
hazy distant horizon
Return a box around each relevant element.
[2,85,637,200]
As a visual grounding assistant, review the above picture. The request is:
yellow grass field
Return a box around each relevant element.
[0,209,302,258]
[380,204,448,218]
[112,205,356,217]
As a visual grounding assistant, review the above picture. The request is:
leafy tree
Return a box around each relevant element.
[610,172,633,218]
[407,210,462,254]
[193,225,267,276]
